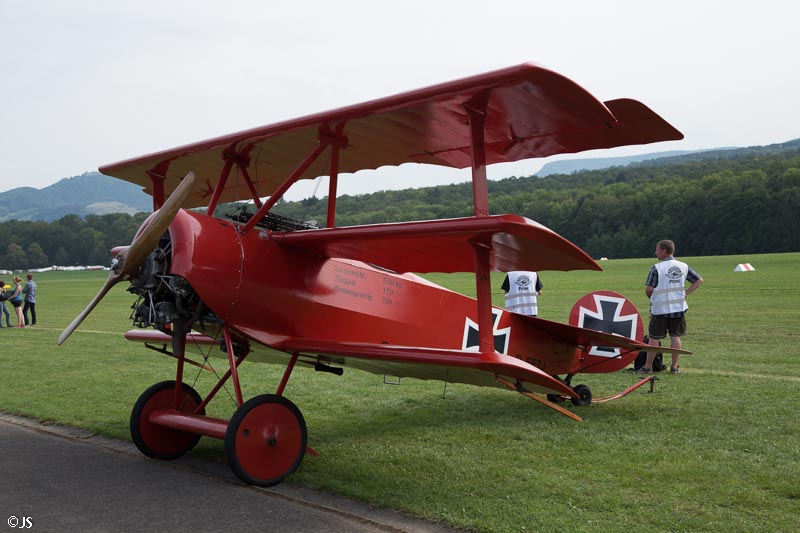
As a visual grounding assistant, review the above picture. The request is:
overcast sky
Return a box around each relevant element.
[2,1,798,200]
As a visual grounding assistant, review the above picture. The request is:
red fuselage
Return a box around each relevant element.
[168,210,633,377]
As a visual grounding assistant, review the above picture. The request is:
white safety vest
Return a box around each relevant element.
[650,259,689,315]
[504,271,539,316]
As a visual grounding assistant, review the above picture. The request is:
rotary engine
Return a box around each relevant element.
[127,235,206,331]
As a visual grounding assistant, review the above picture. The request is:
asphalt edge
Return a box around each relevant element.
[0,411,458,533]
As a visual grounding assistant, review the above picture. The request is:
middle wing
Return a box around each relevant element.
[273,213,600,273]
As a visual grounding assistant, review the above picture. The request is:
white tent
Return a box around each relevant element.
[734,263,755,272]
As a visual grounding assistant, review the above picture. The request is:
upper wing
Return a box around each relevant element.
[274,213,600,273]
[98,63,682,208]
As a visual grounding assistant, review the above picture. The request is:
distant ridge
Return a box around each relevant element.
[535,139,800,176]
[0,172,151,221]
[535,149,722,176]
[2,139,798,222]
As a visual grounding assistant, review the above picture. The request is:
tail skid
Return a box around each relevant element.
[498,372,660,421]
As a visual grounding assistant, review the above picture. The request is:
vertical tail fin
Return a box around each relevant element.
[568,290,644,373]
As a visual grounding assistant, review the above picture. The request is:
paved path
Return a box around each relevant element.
[0,414,454,532]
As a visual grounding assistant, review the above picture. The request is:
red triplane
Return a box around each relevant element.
[59,63,686,486]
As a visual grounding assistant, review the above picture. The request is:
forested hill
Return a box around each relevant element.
[0,172,151,222]
[0,139,798,269]
[270,139,800,258]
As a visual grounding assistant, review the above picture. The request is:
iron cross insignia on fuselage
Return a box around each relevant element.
[462,309,510,354]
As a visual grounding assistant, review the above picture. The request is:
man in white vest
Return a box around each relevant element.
[640,240,703,374]
[502,271,542,316]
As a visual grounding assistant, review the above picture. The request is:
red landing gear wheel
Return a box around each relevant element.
[225,394,307,487]
[130,380,205,460]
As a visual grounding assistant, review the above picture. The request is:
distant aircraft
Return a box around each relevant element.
[60,63,685,486]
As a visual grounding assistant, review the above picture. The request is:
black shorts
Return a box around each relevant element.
[11,300,21,308]
[648,314,686,339]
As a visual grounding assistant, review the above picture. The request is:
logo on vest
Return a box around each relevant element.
[666,266,683,283]
[515,275,532,289]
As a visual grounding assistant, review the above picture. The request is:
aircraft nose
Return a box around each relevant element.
[58,171,197,345]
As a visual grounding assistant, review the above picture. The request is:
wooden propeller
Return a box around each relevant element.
[58,171,197,345]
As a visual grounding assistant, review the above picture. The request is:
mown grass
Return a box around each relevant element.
[1,253,798,532]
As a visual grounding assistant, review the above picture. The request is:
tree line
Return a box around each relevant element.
[0,212,148,270]
[1,141,798,269]
[273,142,800,258]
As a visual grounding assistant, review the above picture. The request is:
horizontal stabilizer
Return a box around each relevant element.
[521,315,691,354]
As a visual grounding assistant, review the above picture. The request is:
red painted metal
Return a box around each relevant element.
[592,376,656,403]
[149,173,165,210]
[274,214,600,274]
[164,209,654,387]
[223,325,244,407]
[466,92,490,218]
[471,240,495,355]
[124,329,217,345]
[206,157,234,217]
[326,144,340,228]
[568,290,645,373]
[237,163,263,209]
[133,386,205,455]
[229,399,305,481]
[276,353,298,396]
[196,352,248,413]
[172,329,187,410]
[149,409,228,440]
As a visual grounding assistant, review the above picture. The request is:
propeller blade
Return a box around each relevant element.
[57,272,119,345]
[119,171,197,278]
[58,171,197,345]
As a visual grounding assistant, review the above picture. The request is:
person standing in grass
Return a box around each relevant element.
[501,271,543,316]
[8,276,25,327]
[22,273,37,326]
[0,280,11,327]
[640,240,703,374]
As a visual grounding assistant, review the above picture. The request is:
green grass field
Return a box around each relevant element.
[1,253,798,532]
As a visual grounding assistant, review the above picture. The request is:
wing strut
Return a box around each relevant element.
[241,136,330,234]
[326,143,340,228]
[467,90,491,217]
[223,324,245,407]
[466,91,497,355]
[472,240,496,354]
[206,156,234,217]
[235,153,263,209]
[150,172,165,209]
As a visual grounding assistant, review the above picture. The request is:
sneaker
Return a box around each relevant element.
[670,367,681,374]
[635,367,653,374]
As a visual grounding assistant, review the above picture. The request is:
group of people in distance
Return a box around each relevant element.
[502,239,703,374]
[0,274,37,328]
